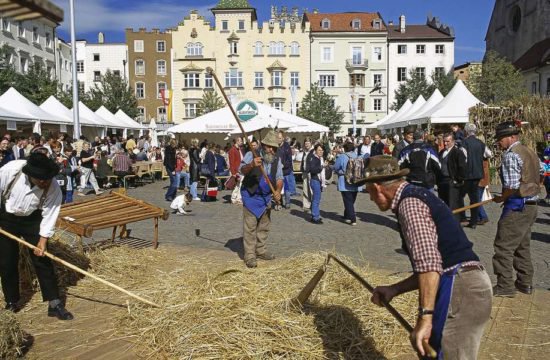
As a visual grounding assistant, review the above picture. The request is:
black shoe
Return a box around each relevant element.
[477,219,489,225]
[4,302,18,313]
[48,304,74,320]
[515,280,533,295]
[463,223,477,229]
[311,218,323,224]
[493,286,516,298]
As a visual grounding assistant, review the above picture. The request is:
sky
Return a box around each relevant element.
[55,0,495,65]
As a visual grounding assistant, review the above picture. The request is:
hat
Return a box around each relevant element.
[354,155,409,185]
[22,152,59,180]
[261,129,279,148]
[495,121,521,140]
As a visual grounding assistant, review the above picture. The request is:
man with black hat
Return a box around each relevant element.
[0,152,74,320]
[361,155,491,359]
[492,121,542,297]
[239,129,283,268]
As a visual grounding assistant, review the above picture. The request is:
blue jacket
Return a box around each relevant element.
[334,152,362,192]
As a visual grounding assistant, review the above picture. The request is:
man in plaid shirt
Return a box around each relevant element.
[358,156,492,359]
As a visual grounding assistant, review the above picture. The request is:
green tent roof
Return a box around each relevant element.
[214,0,252,9]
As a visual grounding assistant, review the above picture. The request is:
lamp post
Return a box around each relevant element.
[349,87,358,137]
[122,59,127,80]
[69,0,80,139]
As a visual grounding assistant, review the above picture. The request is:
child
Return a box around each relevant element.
[170,193,193,215]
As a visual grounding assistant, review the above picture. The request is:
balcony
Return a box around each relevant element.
[346,59,368,72]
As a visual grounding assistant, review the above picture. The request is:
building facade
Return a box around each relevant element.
[171,1,310,124]
[75,34,128,94]
[387,15,455,109]
[56,38,72,92]
[308,12,388,136]
[126,28,172,125]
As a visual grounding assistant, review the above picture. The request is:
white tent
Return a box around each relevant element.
[97,106,145,132]
[396,89,444,128]
[72,102,108,128]
[0,105,29,120]
[377,99,412,130]
[366,110,396,129]
[379,96,426,131]
[114,109,146,133]
[0,87,67,124]
[409,80,483,125]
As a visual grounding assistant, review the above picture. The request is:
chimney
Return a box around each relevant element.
[399,15,406,33]
[98,32,105,43]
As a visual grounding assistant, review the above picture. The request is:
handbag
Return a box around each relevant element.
[200,163,211,176]
[201,179,218,202]
[224,175,237,190]
[481,186,493,201]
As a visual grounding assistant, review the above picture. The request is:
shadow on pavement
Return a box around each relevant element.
[532,232,549,244]
[225,237,245,259]
[356,212,398,230]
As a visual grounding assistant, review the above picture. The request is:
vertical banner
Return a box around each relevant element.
[290,85,297,115]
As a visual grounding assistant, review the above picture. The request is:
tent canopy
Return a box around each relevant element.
[399,89,444,127]
[74,101,125,129]
[377,99,412,130]
[114,109,146,130]
[0,88,66,124]
[366,110,396,129]
[380,96,426,130]
[96,106,144,130]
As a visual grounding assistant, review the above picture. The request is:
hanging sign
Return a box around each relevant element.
[236,100,258,122]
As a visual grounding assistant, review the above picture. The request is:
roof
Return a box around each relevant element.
[306,12,386,32]
[454,62,482,71]
[387,25,453,40]
[213,0,252,9]
[513,38,550,71]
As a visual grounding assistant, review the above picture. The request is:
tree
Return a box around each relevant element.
[298,83,344,134]
[469,50,526,104]
[392,68,433,109]
[16,62,59,105]
[84,70,138,117]
[430,70,457,97]
[197,90,225,116]
[0,44,20,94]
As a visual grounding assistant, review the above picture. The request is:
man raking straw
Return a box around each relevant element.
[357,155,491,359]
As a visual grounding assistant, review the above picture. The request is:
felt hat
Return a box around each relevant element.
[495,121,521,140]
[355,155,409,185]
[22,152,59,180]
[261,129,279,148]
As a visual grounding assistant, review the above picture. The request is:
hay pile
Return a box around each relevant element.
[83,247,417,359]
[0,310,24,359]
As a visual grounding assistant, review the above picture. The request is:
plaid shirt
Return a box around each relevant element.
[501,141,523,190]
[112,153,132,172]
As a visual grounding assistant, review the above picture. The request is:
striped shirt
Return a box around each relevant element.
[112,153,132,173]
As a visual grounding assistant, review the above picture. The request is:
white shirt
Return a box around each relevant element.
[360,144,371,156]
[0,160,62,238]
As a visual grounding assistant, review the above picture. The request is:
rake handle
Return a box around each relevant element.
[452,199,494,214]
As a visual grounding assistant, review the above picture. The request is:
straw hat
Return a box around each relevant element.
[261,129,279,148]
[355,155,409,185]
[22,152,59,180]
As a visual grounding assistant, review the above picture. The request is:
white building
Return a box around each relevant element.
[387,15,455,109]
[56,38,72,92]
[75,33,128,93]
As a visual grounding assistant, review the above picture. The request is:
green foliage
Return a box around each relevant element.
[430,70,457,97]
[469,50,527,104]
[215,0,251,9]
[298,83,344,134]
[197,90,225,116]
[392,68,433,110]
[0,44,19,94]
[83,70,138,118]
[16,63,59,105]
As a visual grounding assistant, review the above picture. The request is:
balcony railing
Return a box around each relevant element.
[346,59,368,70]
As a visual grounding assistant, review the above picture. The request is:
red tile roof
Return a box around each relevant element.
[513,38,550,71]
[306,12,386,32]
[387,25,453,40]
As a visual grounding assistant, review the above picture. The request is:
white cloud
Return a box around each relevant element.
[56,0,215,34]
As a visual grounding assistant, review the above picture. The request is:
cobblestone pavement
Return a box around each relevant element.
[90,180,550,289]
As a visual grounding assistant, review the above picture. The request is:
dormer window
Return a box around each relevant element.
[322,19,330,30]
[373,19,382,30]
[352,19,361,30]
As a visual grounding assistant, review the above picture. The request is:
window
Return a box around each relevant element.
[254,41,263,55]
[373,19,382,29]
[2,18,9,32]
[113,70,120,77]
[435,44,445,54]
[269,41,284,55]
[76,61,84,73]
[290,42,300,55]
[224,69,243,87]
[157,107,167,121]
[238,20,245,30]
[350,74,365,87]
[352,47,362,65]
[271,102,283,111]
[352,19,361,30]
[32,26,39,43]
[47,66,52,78]
[221,20,228,31]
[17,22,24,37]
[374,98,382,111]
[135,82,145,98]
[156,40,166,52]
[358,98,365,112]
[157,82,166,99]
[187,42,203,56]
[78,81,85,94]
[373,74,382,86]
[94,71,101,82]
[322,19,330,29]
[93,53,100,61]
[321,46,333,63]
[531,81,537,94]
[416,67,426,79]
[373,47,382,61]
[135,59,145,75]
[205,74,213,88]
[434,67,445,78]
[137,107,145,122]
[254,72,264,87]
[230,42,238,55]
[319,74,335,87]
[185,103,197,118]
[397,45,407,54]
[184,73,200,88]
[20,57,28,73]
[271,71,283,87]
[157,60,166,75]
[397,67,407,81]
[134,40,144,52]
[416,45,426,54]
[46,33,52,48]
[290,72,299,87]
[64,60,68,70]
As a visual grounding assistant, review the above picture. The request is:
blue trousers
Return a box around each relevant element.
[190,181,198,198]
[179,172,190,188]
[165,169,178,200]
[287,170,297,195]
[310,179,322,221]
[283,174,294,207]
[340,191,358,223]
[477,187,489,221]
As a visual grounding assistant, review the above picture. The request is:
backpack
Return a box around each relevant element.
[344,154,365,185]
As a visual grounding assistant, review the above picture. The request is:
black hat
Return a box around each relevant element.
[22,153,59,180]
[495,121,521,140]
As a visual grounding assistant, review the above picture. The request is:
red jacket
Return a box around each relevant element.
[228,145,243,175]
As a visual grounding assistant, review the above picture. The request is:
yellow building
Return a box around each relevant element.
[171,1,310,123]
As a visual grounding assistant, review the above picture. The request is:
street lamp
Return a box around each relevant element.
[122,59,127,80]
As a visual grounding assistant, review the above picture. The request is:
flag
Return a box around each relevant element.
[167,89,173,122]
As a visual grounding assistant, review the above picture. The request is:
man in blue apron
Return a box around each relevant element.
[492,121,541,297]
[359,156,491,359]
[239,130,283,268]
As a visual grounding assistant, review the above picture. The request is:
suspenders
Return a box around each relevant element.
[1,170,50,210]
